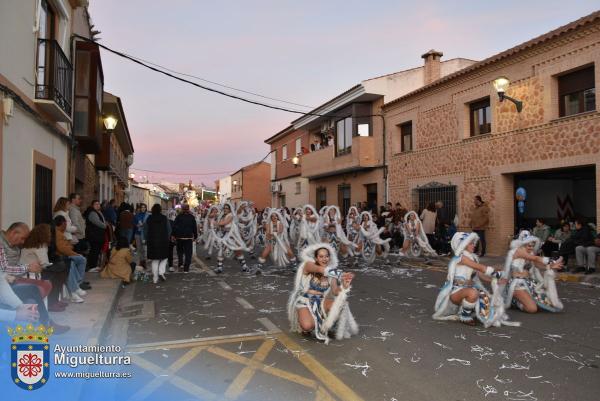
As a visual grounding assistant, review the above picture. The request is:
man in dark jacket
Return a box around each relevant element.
[560,219,594,269]
[172,204,198,272]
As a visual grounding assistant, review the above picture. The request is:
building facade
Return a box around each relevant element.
[264,126,310,209]
[384,11,600,255]
[217,175,232,204]
[230,161,271,211]
[266,55,475,214]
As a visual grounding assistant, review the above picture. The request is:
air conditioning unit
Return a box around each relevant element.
[321,121,329,133]
[126,154,134,166]
[271,182,281,193]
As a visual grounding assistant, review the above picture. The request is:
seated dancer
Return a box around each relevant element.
[400,211,437,257]
[213,203,250,274]
[503,230,564,313]
[322,206,355,257]
[257,209,297,272]
[237,201,258,259]
[356,211,391,264]
[433,232,518,327]
[297,205,321,252]
[287,243,359,344]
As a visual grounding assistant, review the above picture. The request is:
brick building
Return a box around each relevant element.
[230,161,271,211]
[384,11,600,255]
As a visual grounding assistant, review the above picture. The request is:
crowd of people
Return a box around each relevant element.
[2,191,597,342]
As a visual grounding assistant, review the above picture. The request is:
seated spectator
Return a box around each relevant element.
[559,218,594,266]
[0,271,39,323]
[54,215,88,303]
[101,236,134,286]
[532,218,551,243]
[541,222,571,256]
[20,224,69,312]
[575,229,600,275]
[1,236,68,333]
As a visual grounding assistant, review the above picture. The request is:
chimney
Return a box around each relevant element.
[421,49,443,86]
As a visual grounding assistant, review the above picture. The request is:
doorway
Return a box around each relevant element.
[365,183,377,213]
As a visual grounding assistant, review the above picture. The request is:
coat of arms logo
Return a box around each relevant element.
[8,324,53,390]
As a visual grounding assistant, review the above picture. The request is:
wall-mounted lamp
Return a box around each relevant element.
[493,76,523,113]
[292,155,301,168]
[103,115,118,132]
[233,180,239,186]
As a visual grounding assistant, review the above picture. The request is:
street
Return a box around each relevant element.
[104,248,600,401]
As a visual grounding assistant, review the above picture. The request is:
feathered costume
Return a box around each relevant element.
[502,230,563,312]
[289,208,303,247]
[403,211,437,257]
[297,205,321,252]
[322,205,357,256]
[261,209,292,267]
[287,243,359,344]
[358,211,391,264]
[433,232,519,327]
[237,201,258,251]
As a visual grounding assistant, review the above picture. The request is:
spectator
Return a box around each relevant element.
[435,201,451,255]
[85,200,107,272]
[313,139,321,151]
[541,222,571,257]
[532,218,551,243]
[53,197,78,245]
[103,199,118,226]
[145,204,171,283]
[172,204,198,272]
[101,236,134,286]
[54,215,88,302]
[327,135,334,147]
[167,207,177,271]
[69,193,87,254]
[470,195,490,257]
[420,202,438,248]
[1,234,68,333]
[559,218,594,267]
[133,203,150,266]
[0,272,39,323]
[117,203,134,244]
[21,224,68,312]
[575,227,599,274]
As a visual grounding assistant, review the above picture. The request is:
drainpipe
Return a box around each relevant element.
[376,113,388,204]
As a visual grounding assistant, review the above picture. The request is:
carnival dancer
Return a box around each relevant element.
[356,211,391,264]
[502,230,564,313]
[297,205,321,252]
[213,203,250,274]
[289,208,303,247]
[237,201,258,259]
[287,243,359,344]
[345,206,360,243]
[433,232,519,327]
[257,209,297,272]
[202,205,220,258]
[400,211,437,257]
[322,206,355,257]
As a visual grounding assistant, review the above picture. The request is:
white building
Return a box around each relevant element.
[218,175,231,204]
[0,0,89,227]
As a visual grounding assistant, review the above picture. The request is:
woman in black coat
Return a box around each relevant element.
[144,204,172,283]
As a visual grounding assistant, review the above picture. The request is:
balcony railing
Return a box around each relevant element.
[35,39,73,118]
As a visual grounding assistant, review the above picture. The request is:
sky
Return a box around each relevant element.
[88,0,599,187]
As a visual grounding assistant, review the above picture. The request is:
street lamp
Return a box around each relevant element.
[103,115,118,132]
[292,155,301,168]
[493,77,523,113]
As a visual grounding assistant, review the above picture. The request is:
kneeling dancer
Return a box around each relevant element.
[433,232,519,327]
[287,243,359,344]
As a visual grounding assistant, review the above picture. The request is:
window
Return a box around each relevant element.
[282,144,288,160]
[338,185,351,215]
[357,123,369,137]
[559,66,596,117]
[34,164,53,226]
[295,138,302,155]
[336,117,353,156]
[295,182,301,195]
[279,194,286,208]
[316,187,327,209]
[366,183,377,212]
[400,121,412,152]
[470,98,491,136]
[36,0,55,88]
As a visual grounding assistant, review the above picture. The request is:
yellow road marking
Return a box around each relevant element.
[128,333,272,352]
[223,339,275,400]
[315,385,337,401]
[206,345,318,389]
[276,333,365,401]
[130,347,210,401]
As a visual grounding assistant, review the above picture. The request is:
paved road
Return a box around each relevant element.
[107,248,600,401]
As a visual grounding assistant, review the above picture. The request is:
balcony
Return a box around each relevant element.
[301,135,379,179]
[96,133,129,185]
[35,39,73,121]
